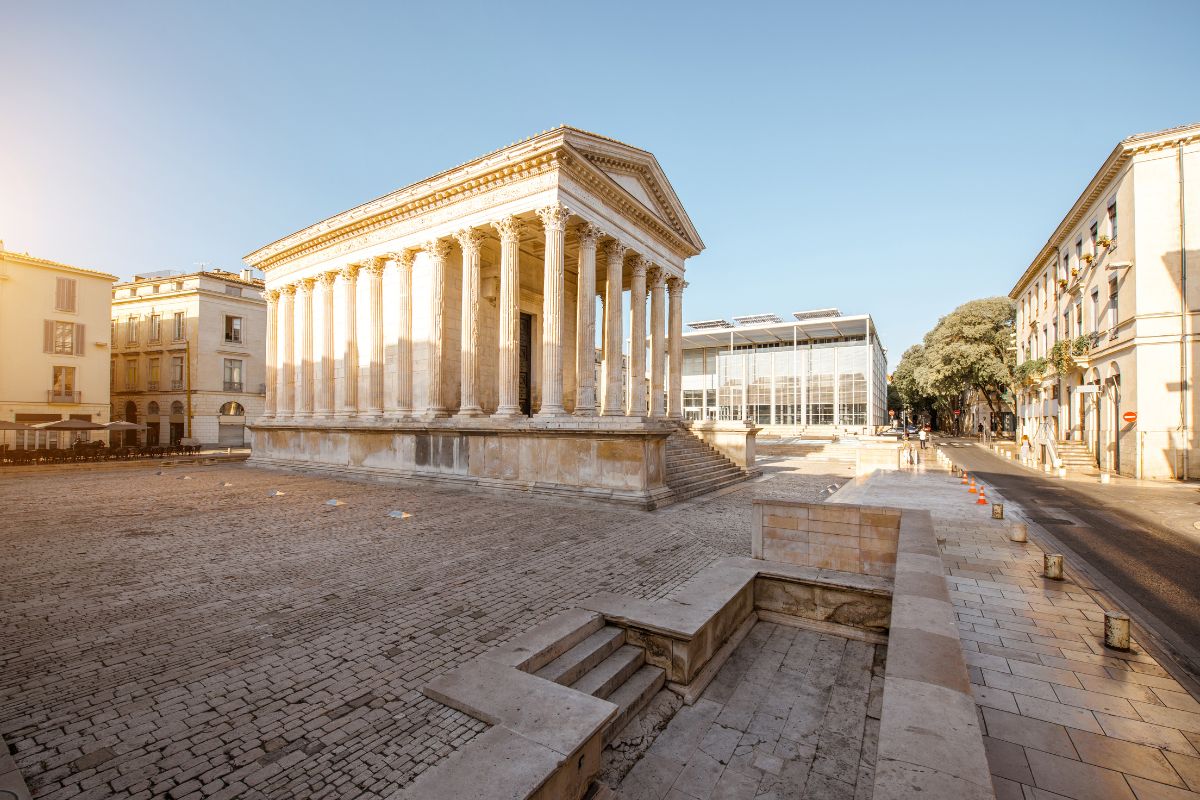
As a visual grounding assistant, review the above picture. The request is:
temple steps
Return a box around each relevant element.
[535,626,625,686]
[665,429,749,502]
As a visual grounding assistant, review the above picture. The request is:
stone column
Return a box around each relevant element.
[574,224,602,416]
[392,251,414,417]
[318,271,337,416]
[367,258,385,416]
[455,229,485,417]
[601,241,627,416]
[628,256,649,417]
[492,216,522,418]
[536,203,571,417]
[279,284,295,417]
[263,290,279,418]
[423,238,451,419]
[298,278,315,417]
[649,268,667,418]
[340,264,360,416]
[668,277,687,419]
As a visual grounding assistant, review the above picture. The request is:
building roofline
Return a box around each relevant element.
[1010,122,1200,298]
[114,269,265,289]
[0,248,118,281]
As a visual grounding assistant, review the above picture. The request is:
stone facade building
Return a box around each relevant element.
[110,269,266,447]
[245,127,732,507]
[0,241,116,447]
[1011,123,1200,478]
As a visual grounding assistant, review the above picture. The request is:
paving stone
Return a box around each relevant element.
[982,735,1033,784]
[1066,728,1185,787]
[1024,747,1137,800]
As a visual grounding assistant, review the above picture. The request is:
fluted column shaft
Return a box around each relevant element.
[393,252,414,416]
[456,230,484,416]
[264,291,278,418]
[493,216,522,417]
[628,257,648,417]
[423,239,450,418]
[299,279,315,416]
[649,270,667,418]
[601,242,627,416]
[340,265,359,415]
[319,272,337,416]
[367,261,385,415]
[537,204,570,416]
[574,225,601,416]
[668,278,686,419]
[279,286,295,416]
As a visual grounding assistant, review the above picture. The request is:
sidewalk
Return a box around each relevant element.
[832,463,1200,800]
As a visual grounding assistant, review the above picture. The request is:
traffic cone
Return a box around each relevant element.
[968,478,977,493]
[961,470,969,485]
[977,485,988,505]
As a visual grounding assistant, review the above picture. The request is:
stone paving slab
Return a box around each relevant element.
[833,459,1200,800]
[0,457,847,799]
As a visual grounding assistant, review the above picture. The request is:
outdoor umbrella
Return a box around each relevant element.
[104,421,149,431]
[34,419,107,430]
[0,420,32,450]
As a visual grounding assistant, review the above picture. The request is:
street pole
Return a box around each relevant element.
[185,338,193,439]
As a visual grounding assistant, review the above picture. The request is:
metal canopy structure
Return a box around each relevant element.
[793,308,841,321]
[732,313,783,326]
[681,313,875,349]
[687,319,734,330]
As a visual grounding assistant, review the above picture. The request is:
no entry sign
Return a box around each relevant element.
[1123,411,1137,423]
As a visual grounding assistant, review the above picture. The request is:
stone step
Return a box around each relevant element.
[602,664,666,743]
[668,474,746,501]
[569,645,644,700]
[666,452,720,466]
[667,461,742,479]
[534,625,625,687]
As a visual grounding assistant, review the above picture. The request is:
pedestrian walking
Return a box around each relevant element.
[1019,435,1031,464]
[918,427,928,450]
[977,422,985,441]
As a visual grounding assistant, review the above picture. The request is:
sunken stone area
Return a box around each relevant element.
[614,622,885,799]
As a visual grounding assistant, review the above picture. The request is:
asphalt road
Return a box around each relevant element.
[942,440,1200,686]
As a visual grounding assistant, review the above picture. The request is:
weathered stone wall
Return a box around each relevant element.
[751,500,899,578]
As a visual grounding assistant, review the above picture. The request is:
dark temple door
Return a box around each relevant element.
[519,312,532,416]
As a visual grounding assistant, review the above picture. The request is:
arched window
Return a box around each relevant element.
[124,401,138,422]
[147,401,160,416]
[218,401,245,416]
[170,401,184,415]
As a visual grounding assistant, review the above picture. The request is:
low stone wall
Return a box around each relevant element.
[248,419,674,508]
[856,442,903,475]
[684,419,759,467]
[752,499,900,578]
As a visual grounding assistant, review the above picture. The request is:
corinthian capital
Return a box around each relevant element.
[601,239,628,266]
[299,277,316,294]
[632,256,651,279]
[491,215,523,243]
[264,289,281,303]
[341,263,360,282]
[647,266,667,288]
[455,228,486,254]
[279,283,297,296]
[535,203,571,232]
[318,270,339,288]
[364,257,386,278]
[389,250,416,270]
[577,223,604,249]
[423,238,452,261]
[667,276,688,296]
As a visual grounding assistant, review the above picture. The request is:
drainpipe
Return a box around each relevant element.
[1179,143,1191,479]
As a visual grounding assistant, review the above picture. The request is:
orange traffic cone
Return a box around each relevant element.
[977,485,989,505]
[961,471,969,485]
[968,478,977,493]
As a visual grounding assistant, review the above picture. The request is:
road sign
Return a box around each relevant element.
[953,409,961,416]
[1123,411,1137,423]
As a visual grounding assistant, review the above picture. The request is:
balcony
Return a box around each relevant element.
[148,381,159,390]
[47,390,81,404]
[224,381,244,392]
[171,380,185,390]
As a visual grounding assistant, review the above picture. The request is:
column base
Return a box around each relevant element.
[422,409,449,421]
[452,408,485,420]
[492,408,524,421]
[535,406,567,419]
[573,408,597,418]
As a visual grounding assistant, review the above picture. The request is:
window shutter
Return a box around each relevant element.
[75,323,86,355]
[44,320,54,353]
[55,279,65,310]
[67,279,77,312]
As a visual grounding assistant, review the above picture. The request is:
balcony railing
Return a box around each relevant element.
[148,381,159,390]
[47,390,81,404]
[171,380,184,390]
[224,381,244,392]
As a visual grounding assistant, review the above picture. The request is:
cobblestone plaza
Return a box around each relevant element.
[0,458,848,799]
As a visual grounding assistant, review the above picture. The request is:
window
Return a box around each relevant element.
[1090,222,1099,253]
[225,285,242,297]
[44,320,83,355]
[1062,311,1070,341]
[148,358,160,390]
[173,312,185,340]
[219,401,245,416]
[225,315,243,344]
[126,315,138,345]
[1052,318,1058,344]
[111,320,117,345]
[51,366,76,400]
[1091,289,1100,333]
[1108,202,1118,240]
[1076,238,1083,267]
[1074,301,1083,337]
[55,277,77,312]
[125,359,138,390]
[171,356,184,389]
[223,359,243,391]
[1041,325,1048,356]
[149,314,161,342]
[1061,250,1070,280]
[1109,278,1119,331]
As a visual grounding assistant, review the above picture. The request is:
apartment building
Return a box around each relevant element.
[110,269,265,447]
[0,242,117,446]
[1011,123,1200,479]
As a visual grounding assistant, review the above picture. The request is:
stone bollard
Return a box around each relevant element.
[992,502,1004,520]
[1009,522,1027,543]
[1100,473,1111,484]
[1104,611,1131,651]
[1058,466,1067,479]
[1044,554,1064,580]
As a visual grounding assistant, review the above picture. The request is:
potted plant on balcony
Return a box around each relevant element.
[1057,278,1068,289]
[1097,234,1112,249]
[1014,357,1048,387]
[1048,340,1075,376]
[1070,267,1079,278]
[1082,253,1095,267]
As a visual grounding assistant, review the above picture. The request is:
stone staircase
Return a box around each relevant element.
[532,615,665,743]
[665,429,750,502]
[1056,440,1097,470]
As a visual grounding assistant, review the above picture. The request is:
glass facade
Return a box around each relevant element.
[681,330,887,429]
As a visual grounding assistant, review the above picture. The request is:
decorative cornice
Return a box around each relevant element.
[492,216,523,244]
[577,222,604,248]
[535,203,572,232]
[423,238,452,261]
[455,228,486,253]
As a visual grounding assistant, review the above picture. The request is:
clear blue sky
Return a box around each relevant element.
[3,0,1198,361]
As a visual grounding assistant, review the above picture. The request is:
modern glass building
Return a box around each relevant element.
[681,309,887,431]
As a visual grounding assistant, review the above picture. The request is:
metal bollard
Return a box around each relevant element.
[1104,611,1131,651]
[1044,554,1064,580]
[1009,522,1027,543]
